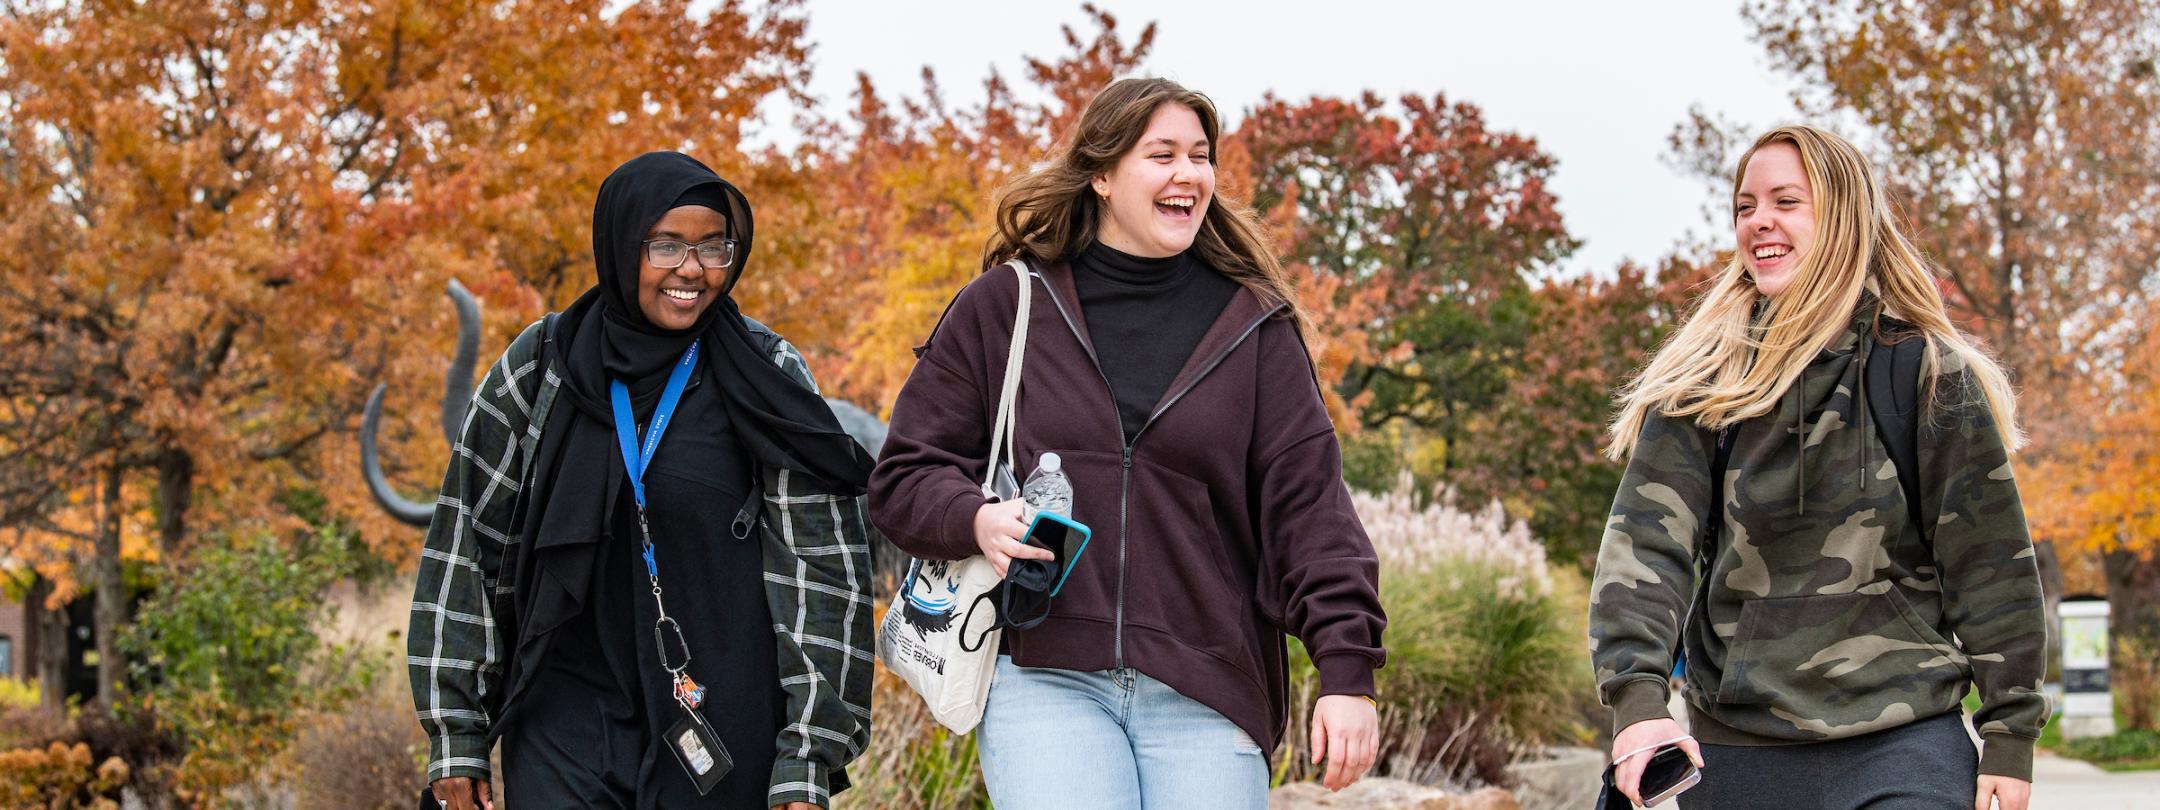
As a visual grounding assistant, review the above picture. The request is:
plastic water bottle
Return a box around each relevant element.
[1020,452,1073,518]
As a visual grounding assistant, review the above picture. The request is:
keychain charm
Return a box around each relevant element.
[674,673,707,709]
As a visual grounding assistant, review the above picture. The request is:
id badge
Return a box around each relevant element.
[664,710,733,795]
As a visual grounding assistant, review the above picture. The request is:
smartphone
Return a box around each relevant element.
[1637,745,1701,805]
[1020,511,1091,596]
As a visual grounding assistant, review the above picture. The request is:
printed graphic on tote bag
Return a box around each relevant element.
[901,560,962,638]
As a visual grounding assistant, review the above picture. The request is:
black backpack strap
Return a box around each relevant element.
[1676,425,1735,677]
[1866,331,1929,542]
[1707,426,1734,548]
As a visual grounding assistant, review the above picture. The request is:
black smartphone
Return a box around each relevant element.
[1020,511,1091,596]
[1637,745,1701,804]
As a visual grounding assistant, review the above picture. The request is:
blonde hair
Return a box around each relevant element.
[1606,125,2023,458]
[982,77,1308,333]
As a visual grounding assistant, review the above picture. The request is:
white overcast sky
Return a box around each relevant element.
[757,0,1806,277]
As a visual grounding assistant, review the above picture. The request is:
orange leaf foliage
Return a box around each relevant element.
[1,0,816,577]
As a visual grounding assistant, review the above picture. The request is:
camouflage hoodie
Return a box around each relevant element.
[1589,299,2049,780]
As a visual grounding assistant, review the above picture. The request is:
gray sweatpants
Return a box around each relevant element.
[1677,711,1978,809]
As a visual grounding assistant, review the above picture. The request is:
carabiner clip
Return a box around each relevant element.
[654,615,692,673]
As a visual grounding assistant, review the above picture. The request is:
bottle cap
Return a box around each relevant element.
[1039,452,1062,474]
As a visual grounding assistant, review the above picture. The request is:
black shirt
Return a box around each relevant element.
[502,375,783,807]
[1070,240,1241,441]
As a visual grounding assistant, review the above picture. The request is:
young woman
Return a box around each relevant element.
[1590,125,2046,810]
[868,78,1388,808]
[409,152,876,809]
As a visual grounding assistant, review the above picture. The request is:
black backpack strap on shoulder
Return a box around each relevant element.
[1866,331,1928,542]
[739,313,786,357]
[1703,424,1735,569]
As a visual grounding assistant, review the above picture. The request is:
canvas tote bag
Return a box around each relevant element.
[875,259,1031,733]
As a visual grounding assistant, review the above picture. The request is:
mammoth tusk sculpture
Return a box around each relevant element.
[361,279,482,526]
[360,280,892,531]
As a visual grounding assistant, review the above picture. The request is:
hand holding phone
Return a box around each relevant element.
[1019,511,1091,596]
[1634,745,1701,804]
[1602,722,1703,808]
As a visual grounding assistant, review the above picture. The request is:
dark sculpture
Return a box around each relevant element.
[360,280,482,525]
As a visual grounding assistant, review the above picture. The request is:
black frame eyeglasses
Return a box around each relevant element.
[642,238,739,270]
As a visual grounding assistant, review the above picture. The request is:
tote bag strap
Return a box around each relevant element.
[982,259,1030,494]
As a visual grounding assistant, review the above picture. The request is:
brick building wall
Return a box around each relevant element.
[0,588,24,678]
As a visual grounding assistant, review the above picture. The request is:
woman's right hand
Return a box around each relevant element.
[1610,718,1702,806]
[431,776,493,810]
[974,499,1052,577]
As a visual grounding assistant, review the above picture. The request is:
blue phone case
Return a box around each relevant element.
[1022,511,1092,597]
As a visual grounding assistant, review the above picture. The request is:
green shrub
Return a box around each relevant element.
[1377,557,1589,741]
[2061,728,2160,771]
[118,529,371,800]
[1275,475,1593,789]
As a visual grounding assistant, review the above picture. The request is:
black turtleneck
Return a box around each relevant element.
[1070,240,1240,441]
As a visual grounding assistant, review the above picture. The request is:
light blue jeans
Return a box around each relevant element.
[978,655,1270,809]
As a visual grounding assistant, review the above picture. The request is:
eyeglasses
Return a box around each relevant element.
[642,238,738,270]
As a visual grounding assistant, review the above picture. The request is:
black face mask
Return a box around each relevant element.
[958,558,1060,652]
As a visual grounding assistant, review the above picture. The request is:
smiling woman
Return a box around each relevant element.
[407,152,878,810]
[870,78,1388,809]
[1591,125,2045,810]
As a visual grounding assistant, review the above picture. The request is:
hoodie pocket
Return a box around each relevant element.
[1714,588,1970,711]
[1121,457,1251,657]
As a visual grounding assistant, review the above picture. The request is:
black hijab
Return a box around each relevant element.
[527,153,873,570]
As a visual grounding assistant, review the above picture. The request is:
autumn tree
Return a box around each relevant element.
[0,0,814,709]
[774,5,1156,412]
[2028,323,2160,641]
[1236,92,1691,558]
[1240,92,1578,428]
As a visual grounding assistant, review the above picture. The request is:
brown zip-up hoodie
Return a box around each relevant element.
[869,259,1387,753]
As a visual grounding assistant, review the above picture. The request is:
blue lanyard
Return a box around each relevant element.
[610,341,701,577]
[609,341,705,707]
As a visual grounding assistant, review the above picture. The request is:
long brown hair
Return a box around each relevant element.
[983,77,1308,332]
[1607,125,2023,457]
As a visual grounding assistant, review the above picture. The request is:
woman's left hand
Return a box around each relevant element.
[1310,694,1379,791]
[1974,775,2029,810]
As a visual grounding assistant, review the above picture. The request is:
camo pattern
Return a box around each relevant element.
[1589,304,2048,779]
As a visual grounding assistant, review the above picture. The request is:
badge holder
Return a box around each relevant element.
[663,711,732,795]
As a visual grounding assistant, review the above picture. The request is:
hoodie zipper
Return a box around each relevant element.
[1038,271,1283,669]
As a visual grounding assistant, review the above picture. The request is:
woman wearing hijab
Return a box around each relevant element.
[408,152,876,810]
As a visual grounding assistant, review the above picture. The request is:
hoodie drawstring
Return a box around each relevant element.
[1855,338,1872,495]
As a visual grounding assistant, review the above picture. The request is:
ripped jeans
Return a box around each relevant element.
[978,655,1271,809]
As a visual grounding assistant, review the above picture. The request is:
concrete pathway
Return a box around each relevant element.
[2029,752,2160,810]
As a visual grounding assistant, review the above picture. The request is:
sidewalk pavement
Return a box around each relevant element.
[2029,751,2160,810]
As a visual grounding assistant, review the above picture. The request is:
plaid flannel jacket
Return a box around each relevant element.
[407,317,875,808]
